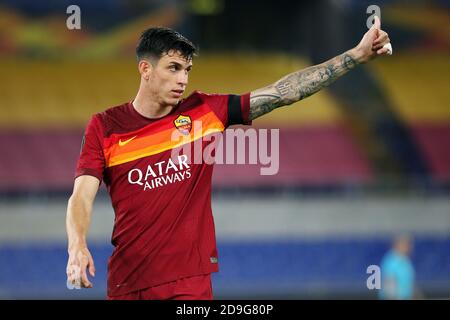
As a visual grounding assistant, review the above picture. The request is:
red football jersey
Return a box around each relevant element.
[75,91,251,296]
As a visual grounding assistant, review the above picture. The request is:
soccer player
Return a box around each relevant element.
[66,17,391,299]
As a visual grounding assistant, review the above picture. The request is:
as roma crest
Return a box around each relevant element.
[174,114,192,135]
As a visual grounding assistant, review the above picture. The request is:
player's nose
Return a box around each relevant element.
[177,71,188,87]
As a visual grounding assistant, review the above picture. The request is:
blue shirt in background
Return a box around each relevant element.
[379,250,415,299]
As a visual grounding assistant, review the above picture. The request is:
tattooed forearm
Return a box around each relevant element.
[249,51,358,120]
[247,94,283,120]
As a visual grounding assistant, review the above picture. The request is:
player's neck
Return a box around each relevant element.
[133,89,174,119]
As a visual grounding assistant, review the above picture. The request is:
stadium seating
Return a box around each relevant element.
[0,55,376,191]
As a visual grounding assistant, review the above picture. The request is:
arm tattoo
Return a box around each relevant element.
[249,52,358,120]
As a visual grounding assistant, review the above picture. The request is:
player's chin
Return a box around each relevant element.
[166,96,182,106]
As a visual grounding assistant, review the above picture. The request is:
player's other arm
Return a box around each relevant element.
[249,16,390,120]
[66,175,100,288]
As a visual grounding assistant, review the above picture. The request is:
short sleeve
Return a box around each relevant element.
[75,114,105,183]
[201,92,252,128]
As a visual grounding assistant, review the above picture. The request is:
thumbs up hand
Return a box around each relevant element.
[352,15,392,64]
[372,16,392,55]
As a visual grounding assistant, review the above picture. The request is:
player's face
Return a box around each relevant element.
[150,50,192,106]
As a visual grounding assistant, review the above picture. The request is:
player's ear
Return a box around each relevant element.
[138,59,152,80]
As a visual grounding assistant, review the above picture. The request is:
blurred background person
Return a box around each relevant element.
[379,235,421,300]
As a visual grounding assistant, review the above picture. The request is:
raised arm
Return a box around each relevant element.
[66,175,100,288]
[249,16,390,120]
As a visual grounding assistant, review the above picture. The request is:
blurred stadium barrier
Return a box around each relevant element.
[1,197,450,299]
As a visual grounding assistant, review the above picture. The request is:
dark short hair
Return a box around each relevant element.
[136,27,197,62]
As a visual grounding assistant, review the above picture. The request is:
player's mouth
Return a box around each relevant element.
[171,89,184,97]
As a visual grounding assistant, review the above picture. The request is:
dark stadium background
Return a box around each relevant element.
[0,0,449,299]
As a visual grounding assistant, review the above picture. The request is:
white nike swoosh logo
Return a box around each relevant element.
[118,136,137,147]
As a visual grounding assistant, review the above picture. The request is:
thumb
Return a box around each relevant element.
[371,15,381,30]
[88,257,96,277]
[367,16,380,41]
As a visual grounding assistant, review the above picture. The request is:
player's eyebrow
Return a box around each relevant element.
[169,61,193,70]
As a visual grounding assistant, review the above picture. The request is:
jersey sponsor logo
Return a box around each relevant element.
[174,114,192,135]
[118,135,137,147]
[128,155,191,191]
